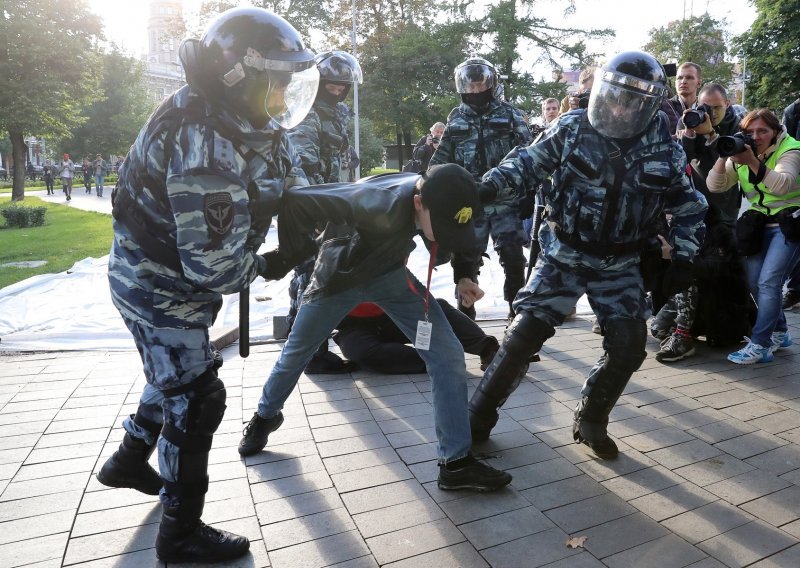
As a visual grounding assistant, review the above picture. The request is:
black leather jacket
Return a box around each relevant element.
[277,173,423,299]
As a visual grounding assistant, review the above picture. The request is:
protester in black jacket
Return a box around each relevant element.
[239,164,513,492]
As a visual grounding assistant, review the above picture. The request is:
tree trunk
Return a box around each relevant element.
[10,130,27,201]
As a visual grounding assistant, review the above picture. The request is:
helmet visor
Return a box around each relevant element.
[455,63,494,94]
[587,80,662,139]
[267,66,320,129]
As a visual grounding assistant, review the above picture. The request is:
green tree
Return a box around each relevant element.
[349,116,384,173]
[356,23,469,159]
[471,0,611,111]
[62,49,154,159]
[0,0,103,201]
[733,0,800,110]
[191,0,336,42]
[643,13,733,88]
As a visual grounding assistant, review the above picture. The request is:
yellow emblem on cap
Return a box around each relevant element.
[454,207,473,224]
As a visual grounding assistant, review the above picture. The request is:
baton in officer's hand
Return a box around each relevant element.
[239,286,249,358]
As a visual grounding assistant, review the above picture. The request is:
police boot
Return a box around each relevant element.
[572,317,647,459]
[157,369,249,562]
[469,312,554,441]
[97,415,162,495]
[156,495,250,563]
[572,394,618,459]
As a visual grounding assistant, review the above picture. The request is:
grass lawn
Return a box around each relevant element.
[0,196,113,289]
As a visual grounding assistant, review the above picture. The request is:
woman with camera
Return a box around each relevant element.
[707,108,800,364]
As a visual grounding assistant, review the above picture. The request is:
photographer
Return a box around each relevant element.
[680,83,746,225]
[408,122,445,172]
[707,109,800,364]
[653,84,749,363]
[662,62,701,135]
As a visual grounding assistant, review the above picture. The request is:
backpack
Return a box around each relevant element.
[690,218,756,346]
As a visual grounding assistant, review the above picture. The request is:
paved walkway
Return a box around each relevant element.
[2,310,800,567]
[31,188,114,215]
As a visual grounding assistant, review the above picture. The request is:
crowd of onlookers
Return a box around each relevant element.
[1,155,124,183]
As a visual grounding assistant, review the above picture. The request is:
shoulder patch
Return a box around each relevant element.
[204,192,234,236]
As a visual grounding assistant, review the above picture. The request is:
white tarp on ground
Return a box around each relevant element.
[0,230,592,352]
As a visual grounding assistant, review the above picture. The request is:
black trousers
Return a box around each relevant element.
[334,299,491,374]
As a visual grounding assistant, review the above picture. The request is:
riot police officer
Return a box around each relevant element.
[430,57,532,319]
[469,51,708,458]
[96,8,317,562]
[285,50,363,373]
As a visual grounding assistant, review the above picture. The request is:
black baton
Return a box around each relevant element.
[239,286,249,358]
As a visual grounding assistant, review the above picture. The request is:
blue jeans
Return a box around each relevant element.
[746,226,800,346]
[257,267,472,463]
[95,175,104,196]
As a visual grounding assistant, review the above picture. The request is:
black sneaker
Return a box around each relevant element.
[783,290,800,310]
[437,454,512,492]
[238,412,284,456]
[655,334,695,363]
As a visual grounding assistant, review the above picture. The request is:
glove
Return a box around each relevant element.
[260,249,295,281]
[478,181,497,204]
[661,259,693,297]
[517,193,537,220]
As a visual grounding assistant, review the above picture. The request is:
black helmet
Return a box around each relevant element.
[314,51,363,104]
[180,7,319,129]
[454,57,497,94]
[587,50,668,139]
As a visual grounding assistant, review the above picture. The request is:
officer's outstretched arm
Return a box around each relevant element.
[664,156,709,263]
[481,129,564,204]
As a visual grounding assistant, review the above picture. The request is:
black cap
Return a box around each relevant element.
[419,164,478,253]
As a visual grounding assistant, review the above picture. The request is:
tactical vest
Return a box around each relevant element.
[737,135,800,215]
[112,88,288,272]
[549,113,680,256]
[447,102,525,179]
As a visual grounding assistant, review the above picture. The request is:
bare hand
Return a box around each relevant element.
[457,278,484,308]
[658,235,673,260]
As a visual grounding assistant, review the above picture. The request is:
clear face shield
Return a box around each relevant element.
[587,69,665,139]
[455,63,494,94]
[265,66,320,129]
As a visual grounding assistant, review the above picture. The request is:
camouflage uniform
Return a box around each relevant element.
[469,108,707,447]
[430,99,532,311]
[107,84,307,503]
[286,99,350,329]
[484,110,707,326]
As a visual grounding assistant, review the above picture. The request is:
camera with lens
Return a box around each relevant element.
[683,103,712,129]
[431,136,440,143]
[570,90,590,109]
[717,132,755,157]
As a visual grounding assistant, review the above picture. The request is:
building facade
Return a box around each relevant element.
[143,0,186,102]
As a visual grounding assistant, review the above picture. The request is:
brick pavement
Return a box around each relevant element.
[1,310,799,567]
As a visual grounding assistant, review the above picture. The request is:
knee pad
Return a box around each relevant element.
[470,312,554,415]
[161,368,226,499]
[185,377,227,438]
[602,317,647,374]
